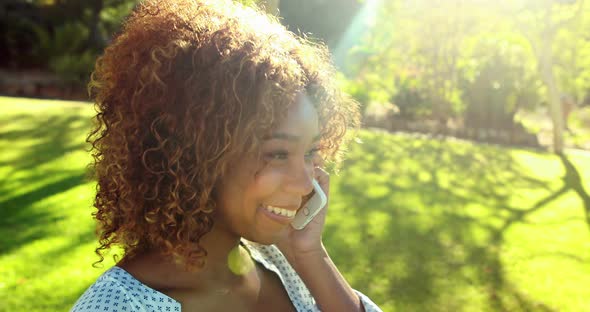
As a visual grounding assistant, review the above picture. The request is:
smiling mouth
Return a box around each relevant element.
[261,204,297,218]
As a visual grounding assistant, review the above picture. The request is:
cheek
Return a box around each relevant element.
[253,165,286,195]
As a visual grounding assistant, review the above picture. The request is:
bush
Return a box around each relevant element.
[31,22,97,85]
[390,75,432,120]
[459,36,542,130]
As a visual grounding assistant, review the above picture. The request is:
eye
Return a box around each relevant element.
[263,150,289,162]
[262,147,321,164]
[304,147,321,160]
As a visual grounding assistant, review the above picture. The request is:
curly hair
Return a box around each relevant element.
[87,0,360,271]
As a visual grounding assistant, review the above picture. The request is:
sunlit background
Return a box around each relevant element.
[1,0,589,311]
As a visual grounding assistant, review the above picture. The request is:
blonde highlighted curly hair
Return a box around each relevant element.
[87,0,359,270]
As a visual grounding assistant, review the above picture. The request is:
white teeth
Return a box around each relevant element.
[264,205,295,218]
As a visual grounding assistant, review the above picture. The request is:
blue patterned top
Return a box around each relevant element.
[71,239,383,312]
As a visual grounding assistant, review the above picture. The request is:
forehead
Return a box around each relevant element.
[269,93,319,142]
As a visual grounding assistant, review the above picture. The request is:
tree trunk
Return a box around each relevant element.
[539,30,564,154]
[88,0,104,50]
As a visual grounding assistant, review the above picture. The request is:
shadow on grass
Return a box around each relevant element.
[0,111,94,254]
[324,131,586,311]
[559,154,590,230]
[0,173,89,254]
[0,111,89,173]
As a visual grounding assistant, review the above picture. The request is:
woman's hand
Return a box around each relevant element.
[276,166,330,269]
[275,168,367,312]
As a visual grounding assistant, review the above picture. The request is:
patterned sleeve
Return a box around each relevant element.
[70,279,136,312]
[355,289,384,312]
[70,267,181,312]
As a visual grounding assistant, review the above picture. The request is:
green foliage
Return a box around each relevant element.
[339,80,369,115]
[0,14,41,68]
[459,35,543,128]
[390,75,430,119]
[1,0,137,83]
[31,22,98,84]
[552,8,590,102]
[338,74,374,117]
[341,0,590,130]
[50,50,98,83]
[100,1,137,35]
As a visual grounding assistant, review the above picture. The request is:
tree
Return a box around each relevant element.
[0,0,137,83]
[459,35,541,132]
[508,0,587,153]
[350,0,487,125]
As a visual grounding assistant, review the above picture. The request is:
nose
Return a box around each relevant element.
[284,159,314,196]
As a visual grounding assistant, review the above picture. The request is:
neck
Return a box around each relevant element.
[119,221,253,291]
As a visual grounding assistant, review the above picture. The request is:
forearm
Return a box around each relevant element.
[292,243,364,312]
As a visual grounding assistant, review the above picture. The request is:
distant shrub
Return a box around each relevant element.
[459,37,542,130]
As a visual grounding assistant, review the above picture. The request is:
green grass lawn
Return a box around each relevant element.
[1,96,590,312]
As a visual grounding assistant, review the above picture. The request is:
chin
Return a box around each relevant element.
[245,226,290,245]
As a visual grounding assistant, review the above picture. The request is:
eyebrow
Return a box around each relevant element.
[263,132,322,142]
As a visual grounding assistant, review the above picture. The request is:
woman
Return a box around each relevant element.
[71,0,382,311]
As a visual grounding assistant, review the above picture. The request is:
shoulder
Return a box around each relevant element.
[241,239,318,309]
[70,267,180,312]
[70,267,135,312]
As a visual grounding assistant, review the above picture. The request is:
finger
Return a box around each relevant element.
[313,166,328,178]
[314,166,329,183]
[312,153,325,168]
[313,166,330,194]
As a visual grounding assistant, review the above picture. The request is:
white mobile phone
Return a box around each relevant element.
[291,179,327,230]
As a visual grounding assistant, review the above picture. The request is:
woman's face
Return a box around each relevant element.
[215,94,321,244]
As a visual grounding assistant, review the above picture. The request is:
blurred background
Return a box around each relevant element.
[1,0,589,311]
